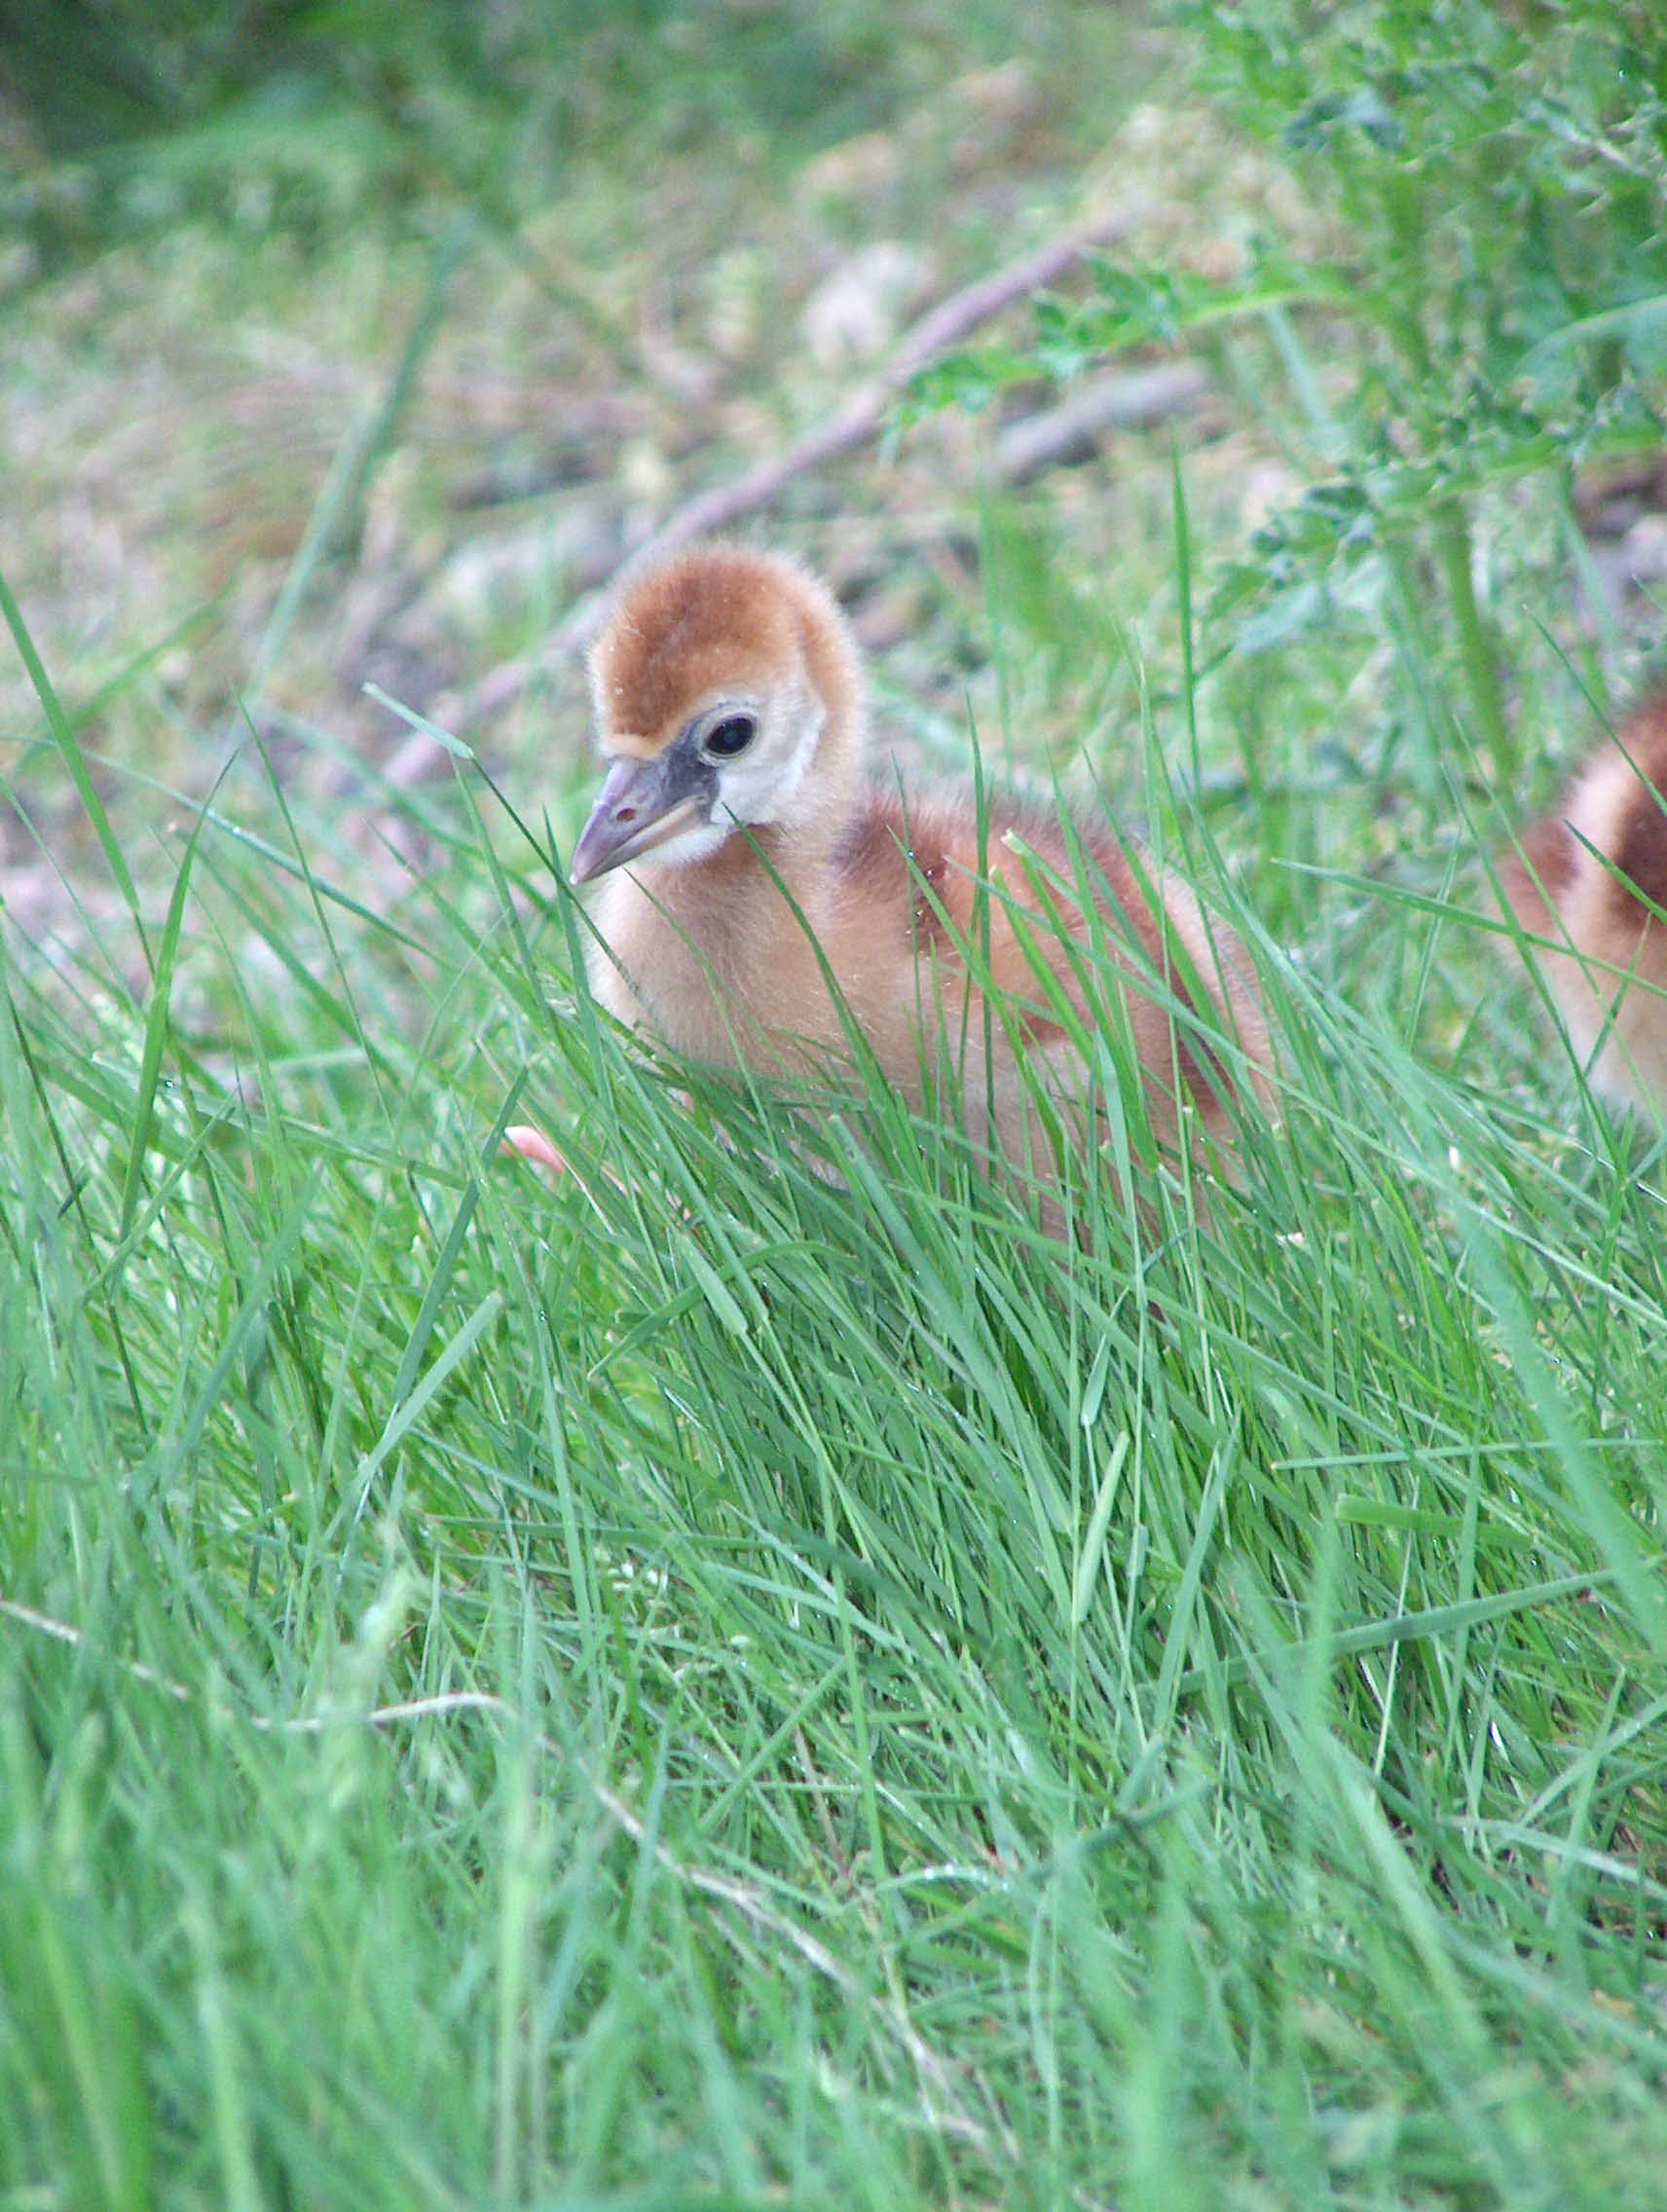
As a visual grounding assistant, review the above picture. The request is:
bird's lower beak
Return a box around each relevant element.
[569,751,719,886]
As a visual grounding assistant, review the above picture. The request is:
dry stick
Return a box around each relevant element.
[389,209,1145,786]
[994,359,1209,483]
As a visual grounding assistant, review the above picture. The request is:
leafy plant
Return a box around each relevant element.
[908,0,1667,780]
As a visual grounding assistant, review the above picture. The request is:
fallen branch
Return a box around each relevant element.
[394,207,1142,783]
[995,360,1209,484]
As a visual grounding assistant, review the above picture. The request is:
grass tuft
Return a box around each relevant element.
[4,561,1666,2204]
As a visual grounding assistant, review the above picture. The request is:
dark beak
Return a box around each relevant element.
[569,750,719,886]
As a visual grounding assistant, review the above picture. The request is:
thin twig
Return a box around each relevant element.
[994,360,1209,484]
[0,1594,510,1734]
[587,1771,1014,2157]
[0,1596,194,1701]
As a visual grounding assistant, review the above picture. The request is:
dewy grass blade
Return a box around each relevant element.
[0,564,149,971]
[1070,1432,1130,1630]
[118,807,206,1241]
[1180,1560,1665,1699]
[353,1287,505,1504]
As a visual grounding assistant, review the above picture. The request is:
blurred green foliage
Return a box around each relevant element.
[0,0,1072,268]
[909,0,1667,776]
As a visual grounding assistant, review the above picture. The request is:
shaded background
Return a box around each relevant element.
[11,0,1663,984]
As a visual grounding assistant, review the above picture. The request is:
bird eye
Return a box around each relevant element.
[703,714,758,759]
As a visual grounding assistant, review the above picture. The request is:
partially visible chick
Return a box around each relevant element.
[567,541,1267,1204]
[1499,693,1667,1116]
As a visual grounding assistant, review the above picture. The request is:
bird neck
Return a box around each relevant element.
[795,702,865,849]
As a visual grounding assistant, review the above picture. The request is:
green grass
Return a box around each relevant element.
[4,533,1667,2209]
[5,4,1667,2198]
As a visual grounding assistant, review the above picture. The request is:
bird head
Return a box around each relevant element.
[571,542,866,885]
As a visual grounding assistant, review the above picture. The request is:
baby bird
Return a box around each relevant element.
[566,541,1267,1203]
[1499,695,1667,1117]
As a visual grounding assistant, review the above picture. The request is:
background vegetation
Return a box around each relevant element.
[4,2,1667,2205]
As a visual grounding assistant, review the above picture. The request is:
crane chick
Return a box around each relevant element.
[1499,695,1667,1117]
[565,541,1267,1203]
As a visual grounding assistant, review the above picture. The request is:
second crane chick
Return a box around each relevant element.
[1499,695,1667,1117]
[568,542,1268,1204]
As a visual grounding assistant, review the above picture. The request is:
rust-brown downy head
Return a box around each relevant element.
[571,542,866,885]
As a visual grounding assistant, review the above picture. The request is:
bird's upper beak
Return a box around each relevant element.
[569,748,720,886]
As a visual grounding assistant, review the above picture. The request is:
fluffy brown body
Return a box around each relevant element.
[574,543,1267,1196]
[1499,694,1667,1116]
